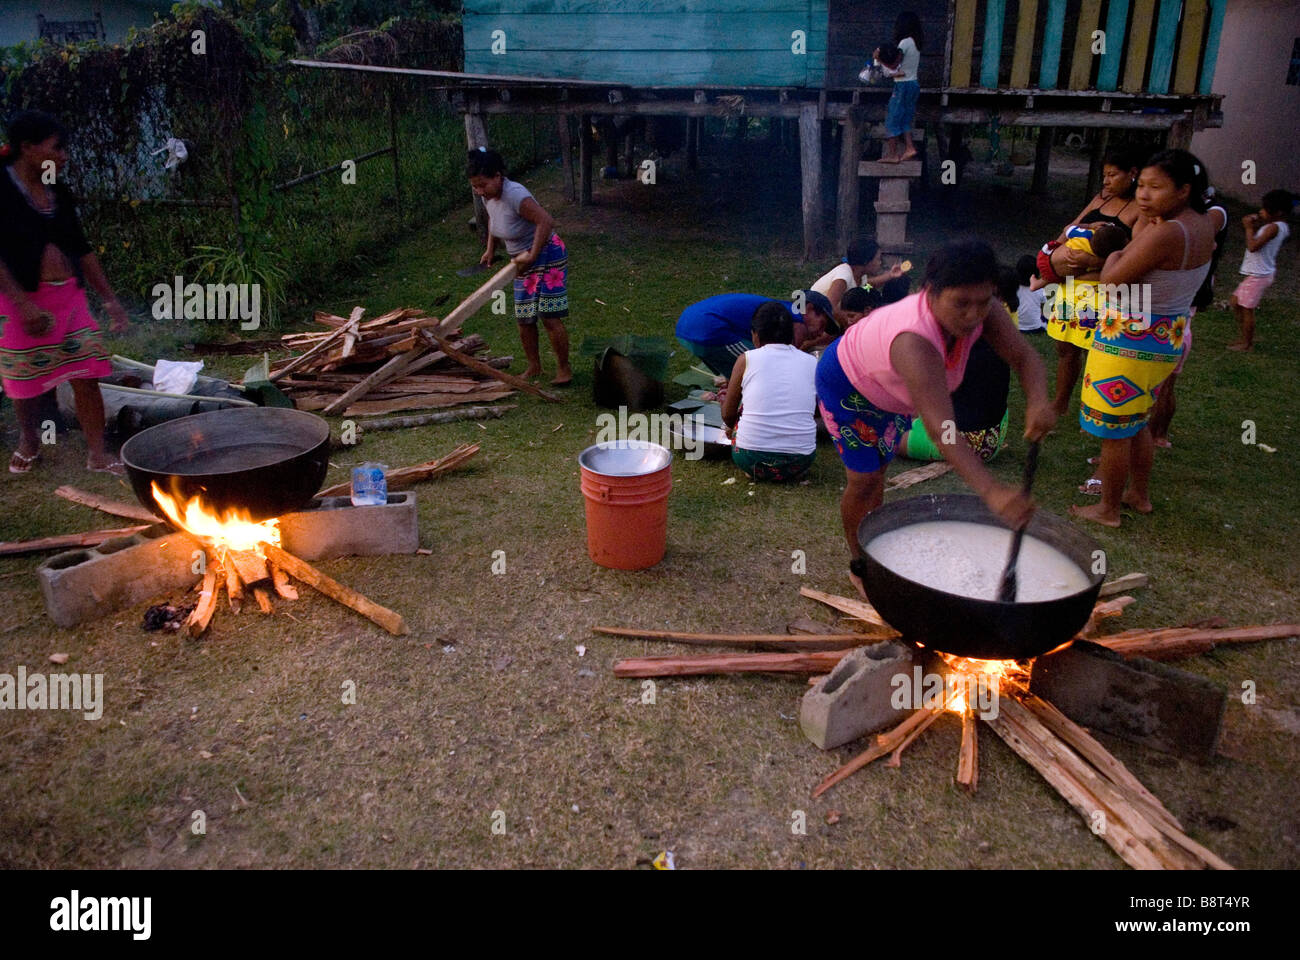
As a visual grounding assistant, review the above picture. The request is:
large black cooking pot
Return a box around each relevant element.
[857,493,1104,660]
[121,407,331,522]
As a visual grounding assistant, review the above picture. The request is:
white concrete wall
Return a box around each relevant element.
[1192,0,1300,204]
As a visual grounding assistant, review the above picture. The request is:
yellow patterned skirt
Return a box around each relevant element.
[1079,312,1188,439]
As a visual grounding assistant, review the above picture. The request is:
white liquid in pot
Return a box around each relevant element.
[866,520,1091,602]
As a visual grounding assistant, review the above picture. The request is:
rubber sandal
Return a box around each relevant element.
[1078,477,1102,496]
[88,459,126,477]
[8,450,40,475]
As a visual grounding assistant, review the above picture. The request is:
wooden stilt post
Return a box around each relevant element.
[1086,127,1109,204]
[557,114,576,202]
[464,103,489,242]
[579,113,594,205]
[1165,113,1193,150]
[799,101,823,262]
[687,117,699,170]
[1031,125,1054,195]
[835,107,864,256]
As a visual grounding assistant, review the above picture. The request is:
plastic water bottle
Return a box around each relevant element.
[350,462,388,506]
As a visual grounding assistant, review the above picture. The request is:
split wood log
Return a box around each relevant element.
[339,307,363,360]
[799,587,899,632]
[957,706,978,793]
[0,525,153,556]
[418,330,561,403]
[259,543,407,636]
[811,706,936,798]
[269,314,361,383]
[593,626,868,652]
[269,563,298,600]
[1098,572,1149,598]
[984,705,1167,870]
[612,649,849,678]
[320,348,427,416]
[356,405,516,432]
[253,587,274,614]
[1093,624,1300,661]
[438,261,518,330]
[886,691,958,767]
[885,460,952,490]
[1080,596,1136,637]
[53,486,159,524]
[224,561,243,613]
[1018,693,1181,833]
[187,563,219,637]
[316,443,480,497]
[997,697,1222,870]
[228,550,270,586]
[342,386,514,417]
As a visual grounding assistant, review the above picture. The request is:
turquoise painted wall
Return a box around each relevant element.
[464,0,829,87]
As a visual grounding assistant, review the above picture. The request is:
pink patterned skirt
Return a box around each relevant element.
[0,280,110,399]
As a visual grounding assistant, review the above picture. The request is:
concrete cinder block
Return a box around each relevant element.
[37,528,201,629]
[1029,640,1227,762]
[277,491,418,561]
[800,641,919,750]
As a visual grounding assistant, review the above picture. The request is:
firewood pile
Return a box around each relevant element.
[602,577,1300,870]
[270,264,561,418]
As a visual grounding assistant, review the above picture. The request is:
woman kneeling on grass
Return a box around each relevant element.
[815,240,1056,598]
[1070,149,1214,528]
[468,147,572,386]
[721,301,819,482]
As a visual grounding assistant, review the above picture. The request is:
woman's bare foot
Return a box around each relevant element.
[1070,503,1121,528]
[520,365,542,381]
[898,149,918,162]
[1121,491,1153,514]
[1226,342,1252,352]
[879,154,901,164]
[550,371,573,387]
[87,455,125,476]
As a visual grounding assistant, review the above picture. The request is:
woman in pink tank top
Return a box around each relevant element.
[815,240,1057,598]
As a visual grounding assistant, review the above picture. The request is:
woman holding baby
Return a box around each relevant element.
[1069,149,1216,528]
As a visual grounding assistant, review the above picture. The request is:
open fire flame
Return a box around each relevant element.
[937,655,1029,713]
[151,481,281,554]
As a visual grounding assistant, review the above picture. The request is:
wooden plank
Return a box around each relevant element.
[812,702,945,798]
[1173,0,1207,94]
[53,486,158,524]
[1122,0,1158,93]
[979,0,1008,89]
[1146,0,1182,93]
[592,626,868,651]
[316,443,480,497]
[269,315,360,382]
[1067,0,1103,90]
[355,405,515,432]
[1008,0,1039,90]
[418,330,561,402]
[799,587,898,632]
[1095,624,1300,661]
[799,101,822,261]
[612,649,849,678]
[1095,0,1130,91]
[1037,0,1068,89]
[261,543,407,636]
[0,525,153,556]
[835,109,863,257]
[949,0,977,88]
[1198,0,1227,94]
[885,460,951,489]
[440,261,519,331]
[342,386,515,417]
[321,349,427,417]
[1098,572,1149,597]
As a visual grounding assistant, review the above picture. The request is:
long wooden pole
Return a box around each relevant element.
[260,543,407,636]
[53,486,159,524]
[594,626,867,651]
[612,649,848,678]
[419,329,560,402]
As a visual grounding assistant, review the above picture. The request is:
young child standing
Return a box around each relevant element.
[1229,189,1293,351]
[721,302,819,483]
[1015,255,1047,332]
[468,147,572,385]
[876,13,923,163]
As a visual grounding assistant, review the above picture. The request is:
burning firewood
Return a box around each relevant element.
[227,550,270,587]
[957,705,978,793]
[253,587,274,614]
[186,562,219,637]
[260,542,406,636]
[269,562,298,600]
[224,561,243,614]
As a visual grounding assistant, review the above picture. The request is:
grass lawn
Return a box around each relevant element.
[1,132,1297,869]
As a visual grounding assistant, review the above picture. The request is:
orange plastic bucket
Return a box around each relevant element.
[578,442,673,570]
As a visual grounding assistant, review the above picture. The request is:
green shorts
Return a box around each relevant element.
[899,410,1009,463]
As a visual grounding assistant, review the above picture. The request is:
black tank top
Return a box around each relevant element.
[1079,196,1135,238]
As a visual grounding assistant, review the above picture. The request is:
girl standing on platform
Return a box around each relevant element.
[876,13,923,164]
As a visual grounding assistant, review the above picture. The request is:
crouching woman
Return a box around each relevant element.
[721,301,819,483]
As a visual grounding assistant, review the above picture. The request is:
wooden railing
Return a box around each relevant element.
[946,0,1226,94]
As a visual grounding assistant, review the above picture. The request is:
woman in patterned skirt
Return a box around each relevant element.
[468,147,571,386]
[1070,150,1214,528]
[1,111,129,474]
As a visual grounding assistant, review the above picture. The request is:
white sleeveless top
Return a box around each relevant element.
[736,344,819,455]
[1241,221,1290,276]
[811,262,857,298]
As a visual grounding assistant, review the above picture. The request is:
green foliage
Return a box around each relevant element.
[185,242,290,331]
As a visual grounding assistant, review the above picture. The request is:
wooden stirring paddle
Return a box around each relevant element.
[996,440,1041,603]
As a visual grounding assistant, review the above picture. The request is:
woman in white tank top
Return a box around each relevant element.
[720,302,819,482]
[1071,149,1215,529]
